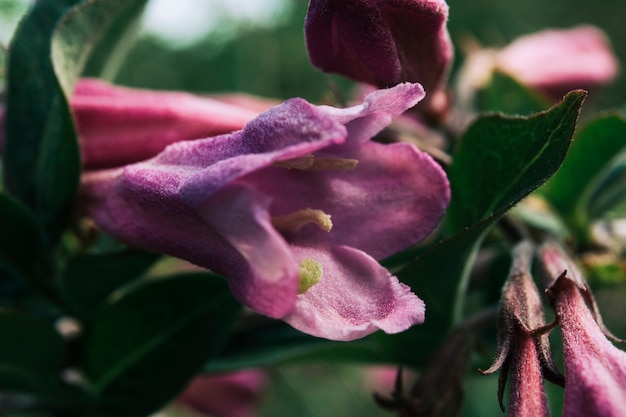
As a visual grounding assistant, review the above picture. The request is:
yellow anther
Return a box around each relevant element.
[272,208,332,234]
[298,259,323,294]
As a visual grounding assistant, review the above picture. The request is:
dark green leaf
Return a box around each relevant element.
[540,114,626,239]
[477,70,549,115]
[206,320,379,373]
[83,273,241,417]
[0,311,74,404]
[57,249,160,321]
[0,193,41,280]
[4,0,79,243]
[383,92,586,366]
[4,0,148,247]
[447,90,586,233]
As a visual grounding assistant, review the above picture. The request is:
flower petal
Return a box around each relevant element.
[72,78,263,169]
[283,245,424,341]
[305,0,453,98]
[496,26,619,99]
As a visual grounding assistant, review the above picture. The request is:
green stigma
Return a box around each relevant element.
[298,259,323,294]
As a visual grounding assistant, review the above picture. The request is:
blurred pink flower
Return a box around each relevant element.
[81,82,450,341]
[178,370,266,417]
[496,26,618,99]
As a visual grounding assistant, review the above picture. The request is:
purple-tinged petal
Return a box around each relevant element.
[495,26,619,100]
[72,79,264,169]
[549,274,626,417]
[506,329,551,417]
[283,245,424,341]
[244,139,449,260]
[81,83,447,340]
[305,0,453,111]
[540,242,626,417]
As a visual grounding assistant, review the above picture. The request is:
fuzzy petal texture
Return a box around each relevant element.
[550,275,626,417]
[496,25,619,99]
[284,245,425,340]
[82,83,450,340]
[72,79,266,169]
[305,0,453,102]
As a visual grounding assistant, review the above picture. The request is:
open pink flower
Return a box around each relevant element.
[72,79,271,170]
[81,82,450,341]
[541,243,626,417]
[305,0,453,109]
[495,26,618,99]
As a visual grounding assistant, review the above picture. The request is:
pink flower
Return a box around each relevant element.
[81,82,450,341]
[495,26,618,99]
[305,0,453,111]
[72,79,272,169]
[178,370,266,417]
[541,243,626,417]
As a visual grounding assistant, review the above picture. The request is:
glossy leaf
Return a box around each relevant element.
[540,114,626,239]
[83,273,241,417]
[57,249,160,321]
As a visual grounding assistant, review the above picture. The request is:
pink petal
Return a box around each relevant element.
[496,26,619,99]
[72,79,261,169]
[305,0,453,102]
[284,245,425,341]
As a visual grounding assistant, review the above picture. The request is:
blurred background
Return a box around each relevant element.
[1,0,624,416]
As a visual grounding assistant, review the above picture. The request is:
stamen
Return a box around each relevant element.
[275,154,358,171]
[272,208,333,234]
[298,259,323,294]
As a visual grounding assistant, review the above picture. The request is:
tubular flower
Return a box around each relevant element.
[81,82,450,341]
[72,79,271,170]
[305,0,453,109]
[540,243,626,417]
[480,242,561,417]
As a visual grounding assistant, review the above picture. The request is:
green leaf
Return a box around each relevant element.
[4,0,148,247]
[0,193,42,280]
[57,249,160,321]
[383,91,586,366]
[447,90,587,233]
[83,273,241,417]
[4,0,80,243]
[206,320,381,373]
[0,311,74,403]
[82,0,146,81]
[477,70,549,115]
[50,0,148,98]
[540,114,626,240]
